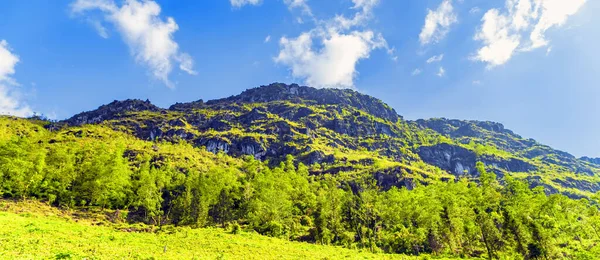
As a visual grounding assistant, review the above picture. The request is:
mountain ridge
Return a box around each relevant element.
[63,83,587,160]
[54,82,599,197]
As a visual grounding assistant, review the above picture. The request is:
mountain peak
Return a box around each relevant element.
[65,99,161,126]
[581,157,600,166]
[203,83,401,122]
[415,118,518,136]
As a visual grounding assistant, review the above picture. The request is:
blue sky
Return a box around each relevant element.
[0,0,598,157]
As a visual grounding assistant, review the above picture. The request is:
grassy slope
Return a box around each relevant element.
[0,201,439,260]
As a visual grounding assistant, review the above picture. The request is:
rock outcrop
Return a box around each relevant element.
[417,143,535,176]
[65,99,161,126]
[204,83,400,122]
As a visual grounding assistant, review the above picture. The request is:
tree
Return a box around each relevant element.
[472,162,502,260]
[247,162,293,237]
[72,143,131,208]
[0,137,45,198]
[132,158,166,224]
[312,176,349,245]
[38,144,77,206]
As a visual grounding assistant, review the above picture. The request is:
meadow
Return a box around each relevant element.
[0,200,430,260]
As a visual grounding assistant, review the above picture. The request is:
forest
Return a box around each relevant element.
[1,116,599,259]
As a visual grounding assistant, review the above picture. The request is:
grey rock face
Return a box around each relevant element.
[203,139,230,154]
[415,118,594,176]
[581,157,600,166]
[303,151,335,165]
[553,177,600,193]
[418,143,536,176]
[418,144,478,176]
[65,99,161,126]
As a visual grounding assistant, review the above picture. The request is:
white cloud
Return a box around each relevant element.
[177,53,197,75]
[412,68,422,76]
[71,0,196,88]
[437,66,446,77]
[474,0,587,67]
[469,7,481,14]
[426,54,444,63]
[89,19,109,38]
[232,0,311,16]
[352,0,379,12]
[388,47,398,62]
[283,0,312,16]
[274,0,391,88]
[276,31,385,88]
[0,42,19,84]
[230,0,261,8]
[529,0,587,49]
[230,0,391,88]
[419,0,458,45]
[264,35,271,43]
[0,40,32,117]
[332,0,379,31]
[473,9,521,67]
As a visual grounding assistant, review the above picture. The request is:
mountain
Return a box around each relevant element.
[581,156,600,166]
[56,83,600,198]
[3,82,600,258]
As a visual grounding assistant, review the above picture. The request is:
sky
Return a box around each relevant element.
[0,0,598,157]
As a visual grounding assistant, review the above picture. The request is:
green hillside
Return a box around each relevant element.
[1,84,600,259]
[0,200,411,259]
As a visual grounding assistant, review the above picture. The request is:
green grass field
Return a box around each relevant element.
[0,200,439,260]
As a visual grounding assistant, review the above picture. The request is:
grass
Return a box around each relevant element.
[0,200,437,260]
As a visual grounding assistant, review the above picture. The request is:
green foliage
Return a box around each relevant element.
[1,116,599,258]
[0,205,409,260]
[466,140,514,158]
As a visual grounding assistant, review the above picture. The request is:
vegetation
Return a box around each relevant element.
[1,116,599,259]
[0,201,410,259]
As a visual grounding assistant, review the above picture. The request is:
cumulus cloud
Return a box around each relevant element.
[230,0,261,8]
[0,40,32,117]
[474,0,587,68]
[264,35,271,43]
[275,31,386,88]
[420,0,458,45]
[71,0,196,88]
[426,54,444,63]
[474,9,521,67]
[437,66,446,77]
[274,0,391,88]
[230,0,390,88]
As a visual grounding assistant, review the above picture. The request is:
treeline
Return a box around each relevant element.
[1,127,599,259]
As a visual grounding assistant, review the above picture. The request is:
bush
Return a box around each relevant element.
[230,222,241,235]
[258,221,284,237]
